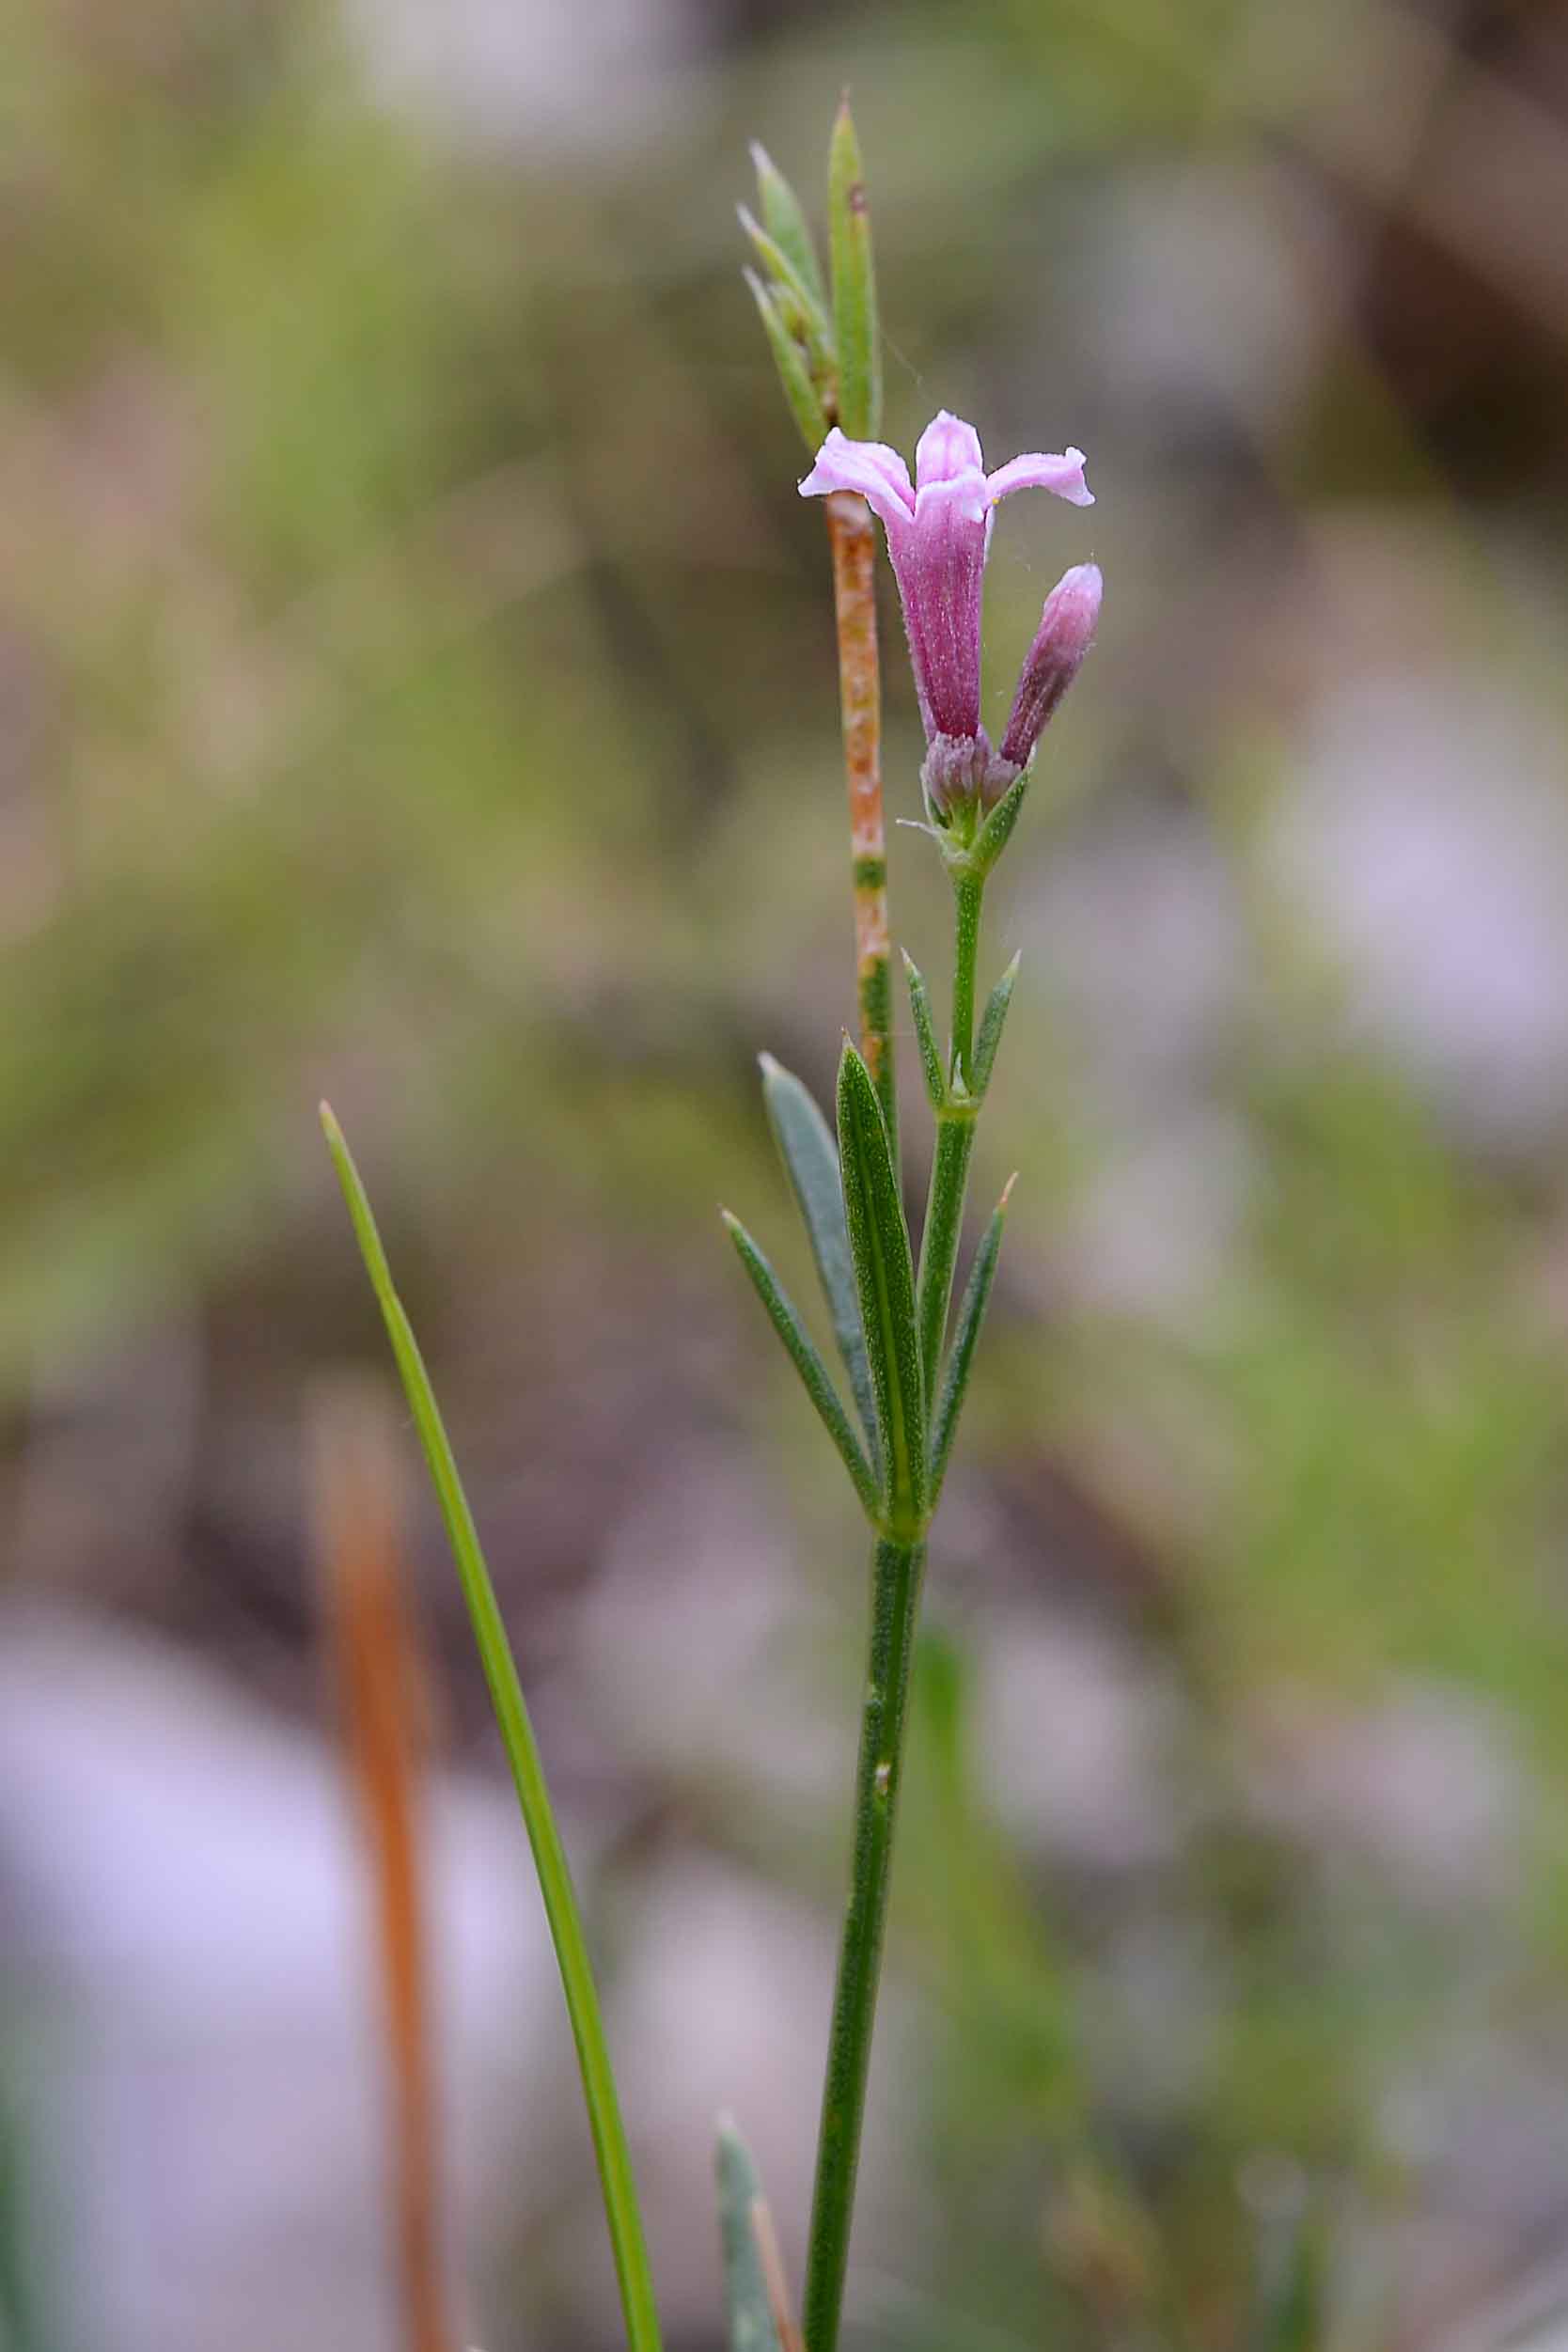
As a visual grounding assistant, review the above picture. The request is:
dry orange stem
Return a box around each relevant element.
[823,490,896,1147]
[315,1383,456,2352]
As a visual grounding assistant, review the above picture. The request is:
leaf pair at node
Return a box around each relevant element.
[904,948,1020,1114]
[725,1037,1012,1537]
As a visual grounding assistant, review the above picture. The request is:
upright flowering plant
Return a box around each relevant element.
[735,128,1101,2352]
[321,99,1101,2352]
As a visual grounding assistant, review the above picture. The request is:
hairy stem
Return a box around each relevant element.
[803,1534,926,2352]
[824,491,896,1160]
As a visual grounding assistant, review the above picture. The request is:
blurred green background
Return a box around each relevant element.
[4,0,1568,2347]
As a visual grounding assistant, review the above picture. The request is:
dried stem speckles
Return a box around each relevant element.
[825,490,895,1137]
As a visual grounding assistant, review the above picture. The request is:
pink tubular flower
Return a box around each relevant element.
[800,411,1098,816]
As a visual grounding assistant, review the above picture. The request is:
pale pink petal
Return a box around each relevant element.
[798,429,915,535]
[887,474,990,742]
[914,410,985,488]
[985,447,1093,509]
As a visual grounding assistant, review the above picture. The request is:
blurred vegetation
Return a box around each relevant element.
[5,0,1568,2345]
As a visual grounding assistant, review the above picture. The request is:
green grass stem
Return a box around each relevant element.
[321,1103,662,2352]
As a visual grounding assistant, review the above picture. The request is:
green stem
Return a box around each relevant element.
[803,1534,927,2352]
[321,1108,662,2352]
[916,1115,976,1415]
[949,867,986,1087]
[915,865,988,1410]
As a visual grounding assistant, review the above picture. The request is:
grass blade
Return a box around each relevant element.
[723,1211,880,1520]
[320,1103,662,2352]
[929,1176,1014,1509]
[827,96,880,441]
[759,1054,878,1462]
[837,1043,925,1531]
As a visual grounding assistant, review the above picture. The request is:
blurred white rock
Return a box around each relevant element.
[1273,670,1568,1151]
[976,1610,1185,1871]
[0,1605,562,2352]
[347,0,701,153]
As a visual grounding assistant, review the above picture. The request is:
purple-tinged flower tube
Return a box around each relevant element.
[999,563,1103,771]
[799,410,1093,819]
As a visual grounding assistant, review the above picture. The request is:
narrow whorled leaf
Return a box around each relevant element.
[902,950,946,1112]
[319,1105,663,2352]
[737,205,830,364]
[750,141,826,313]
[827,96,880,440]
[929,1176,1014,1508]
[915,1116,976,1418]
[745,269,829,454]
[970,768,1030,875]
[724,1211,880,1521]
[972,951,1021,1096]
[715,2119,786,2352]
[838,1043,925,1529]
[759,1054,878,1462]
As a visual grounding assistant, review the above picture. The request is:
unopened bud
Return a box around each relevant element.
[999,562,1102,769]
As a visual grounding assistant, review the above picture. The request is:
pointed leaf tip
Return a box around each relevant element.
[746,138,827,318]
[826,95,879,440]
[725,1209,880,1519]
[1000,1172,1019,1210]
[902,951,947,1113]
[928,1191,1011,1507]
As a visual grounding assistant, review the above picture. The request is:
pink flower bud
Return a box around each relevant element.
[999,563,1102,770]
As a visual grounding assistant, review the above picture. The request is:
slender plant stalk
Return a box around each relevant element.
[321,1105,663,2352]
[802,1534,926,2352]
[949,867,986,1087]
[914,868,987,1397]
[823,490,896,1158]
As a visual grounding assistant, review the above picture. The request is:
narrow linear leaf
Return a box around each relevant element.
[716,2119,787,2352]
[744,270,829,454]
[724,1211,880,1521]
[929,1176,1014,1509]
[838,1043,925,1529]
[970,768,1030,875]
[759,1054,879,1464]
[320,1105,663,2352]
[915,1115,976,1418]
[902,950,947,1113]
[749,141,826,311]
[737,206,832,365]
[827,96,880,440]
[972,951,1021,1096]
